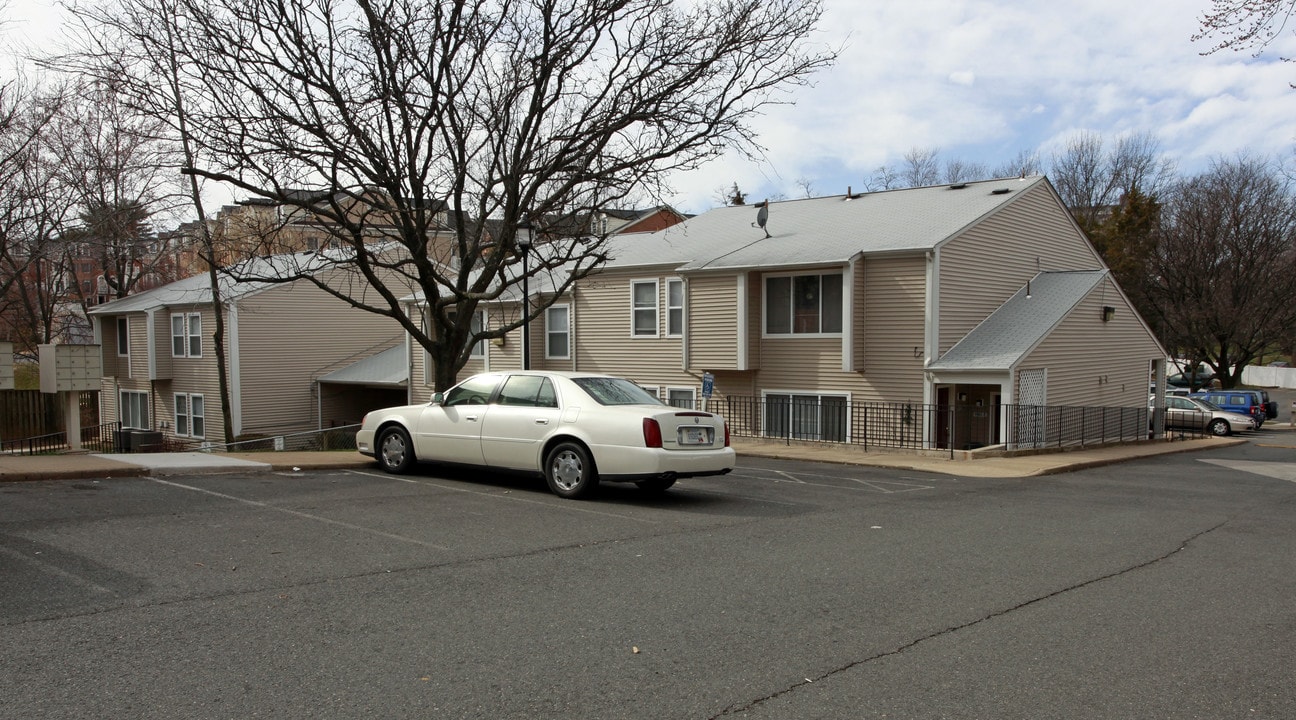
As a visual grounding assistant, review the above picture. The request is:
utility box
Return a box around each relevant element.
[0,341,13,390]
[39,344,102,394]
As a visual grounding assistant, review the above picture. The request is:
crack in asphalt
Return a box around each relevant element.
[710,519,1231,718]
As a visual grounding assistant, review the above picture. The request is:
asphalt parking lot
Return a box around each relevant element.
[3,445,1296,719]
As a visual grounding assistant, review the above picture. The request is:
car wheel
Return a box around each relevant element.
[377,426,416,473]
[1208,419,1231,437]
[545,442,598,499]
[635,477,677,493]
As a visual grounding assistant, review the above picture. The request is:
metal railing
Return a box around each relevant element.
[711,398,1195,457]
[209,425,360,453]
[0,422,122,456]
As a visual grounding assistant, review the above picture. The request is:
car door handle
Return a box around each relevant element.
[534,418,549,425]
[465,415,479,422]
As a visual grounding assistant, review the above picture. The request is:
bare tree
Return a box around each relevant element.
[49,78,188,305]
[1146,154,1296,387]
[1195,0,1296,76]
[900,147,941,188]
[865,164,899,191]
[795,176,815,198]
[943,158,989,184]
[1050,131,1176,232]
[991,149,1041,180]
[0,80,80,357]
[67,0,834,391]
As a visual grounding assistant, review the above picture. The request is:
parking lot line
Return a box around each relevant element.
[346,470,664,524]
[149,477,452,550]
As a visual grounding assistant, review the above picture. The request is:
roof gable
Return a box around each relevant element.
[928,270,1108,372]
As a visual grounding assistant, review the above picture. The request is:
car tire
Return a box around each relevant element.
[1208,419,1231,437]
[635,477,677,493]
[545,442,598,499]
[377,426,416,474]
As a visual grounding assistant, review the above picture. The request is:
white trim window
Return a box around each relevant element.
[120,390,149,430]
[764,273,843,336]
[545,304,571,359]
[171,312,202,357]
[116,317,129,356]
[450,309,486,359]
[174,393,205,438]
[763,392,849,442]
[631,279,659,337]
[666,279,684,337]
[666,387,696,409]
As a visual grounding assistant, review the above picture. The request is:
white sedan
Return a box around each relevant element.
[356,371,736,498]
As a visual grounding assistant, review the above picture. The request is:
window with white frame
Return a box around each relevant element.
[765,273,843,335]
[120,390,149,430]
[449,309,486,358]
[174,393,205,438]
[631,280,658,337]
[546,304,570,359]
[763,393,848,442]
[171,312,202,357]
[116,317,129,356]
[666,279,684,337]
[666,387,696,409]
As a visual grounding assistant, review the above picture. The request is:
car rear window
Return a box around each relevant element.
[571,377,664,406]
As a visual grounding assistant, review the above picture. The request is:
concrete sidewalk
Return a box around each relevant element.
[0,434,1257,482]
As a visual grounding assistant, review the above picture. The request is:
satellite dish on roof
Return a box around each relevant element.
[753,200,770,238]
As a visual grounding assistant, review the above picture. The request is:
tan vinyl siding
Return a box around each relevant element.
[137,314,160,379]
[746,271,761,369]
[756,338,842,390]
[859,254,927,402]
[851,260,865,372]
[1018,277,1162,408]
[938,182,1106,353]
[687,273,740,370]
[100,315,132,379]
[234,281,404,437]
[569,269,684,380]
[162,305,227,442]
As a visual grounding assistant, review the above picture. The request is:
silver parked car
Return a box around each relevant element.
[1159,395,1255,436]
[356,371,736,498]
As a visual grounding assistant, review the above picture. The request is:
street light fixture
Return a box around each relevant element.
[517,231,532,371]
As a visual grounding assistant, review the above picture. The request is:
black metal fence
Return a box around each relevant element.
[712,397,1193,456]
[0,422,122,456]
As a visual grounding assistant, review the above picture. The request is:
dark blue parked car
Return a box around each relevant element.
[1190,390,1267,427]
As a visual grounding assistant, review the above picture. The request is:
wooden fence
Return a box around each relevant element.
[0,390,100,441]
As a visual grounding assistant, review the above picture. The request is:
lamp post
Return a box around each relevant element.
[518,231,532,370]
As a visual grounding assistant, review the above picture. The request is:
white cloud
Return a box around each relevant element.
[7,0,1295,215]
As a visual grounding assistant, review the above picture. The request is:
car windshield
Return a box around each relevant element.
[1193,399,1223,411]
[571,377,664,406]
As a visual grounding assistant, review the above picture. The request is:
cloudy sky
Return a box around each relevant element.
[5,0,1295,215]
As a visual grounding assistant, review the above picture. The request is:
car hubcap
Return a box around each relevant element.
[552,450,583,491]
[381,434,405,467]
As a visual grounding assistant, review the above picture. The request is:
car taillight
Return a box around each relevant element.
[643,418,663,448]
[724,422,730,447]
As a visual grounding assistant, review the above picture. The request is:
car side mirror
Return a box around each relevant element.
[431,392,445,406]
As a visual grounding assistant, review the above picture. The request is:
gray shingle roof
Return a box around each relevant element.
[87,251,348,315]
[928,270,1109,372]
[606,177,1046,271]
[318,343,407,386]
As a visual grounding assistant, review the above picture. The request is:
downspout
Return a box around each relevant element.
[228,302,241,437]
[681,276,689,371]
[735,274,747,371]
[922,250,938,447]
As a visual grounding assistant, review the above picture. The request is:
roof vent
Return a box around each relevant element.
[949,183,968,190]
[991,188,1012,195]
